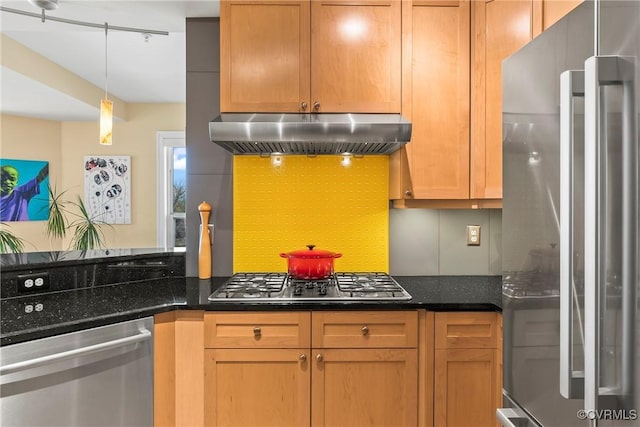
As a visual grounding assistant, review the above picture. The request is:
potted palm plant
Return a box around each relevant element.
[0,185,110,254]
[46,185,110,251]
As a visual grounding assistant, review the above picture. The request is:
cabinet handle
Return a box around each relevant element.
[313,101,320,111]
[299,353,307,362]
[404,189,413,197]
[316,354,323,362]
[361,325,369,335]
[300,101,307,111]
[253,326,261,337]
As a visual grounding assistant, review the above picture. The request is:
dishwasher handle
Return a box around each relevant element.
[497,408,531,427]
[0,328,152,375]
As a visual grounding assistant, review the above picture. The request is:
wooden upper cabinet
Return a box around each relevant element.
[310,0,401,113]
[471,0,534,199]
[220,0,401,113]
[396,0,471,200]
[535,0,584,32]
[220,0,311,112]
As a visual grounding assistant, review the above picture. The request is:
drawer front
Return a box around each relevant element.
[312,311,418,348]
[204,312,311,348]
[435,312,498,349]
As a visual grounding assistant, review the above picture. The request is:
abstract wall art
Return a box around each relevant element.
[84,156,131,224]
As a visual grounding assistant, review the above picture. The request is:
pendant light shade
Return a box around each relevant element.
[100,99,113,145]
[99,23,113,145]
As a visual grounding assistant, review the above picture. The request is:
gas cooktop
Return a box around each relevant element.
[208,272,412,302]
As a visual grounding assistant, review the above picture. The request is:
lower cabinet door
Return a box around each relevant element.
[311,348,418,427]
[204,349,310,427]
[434,348,498,427]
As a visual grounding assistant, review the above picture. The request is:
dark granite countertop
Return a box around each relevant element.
[1,275,502,346]
[0,248,185,271]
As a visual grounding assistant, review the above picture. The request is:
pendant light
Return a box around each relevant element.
[99,22,113,145]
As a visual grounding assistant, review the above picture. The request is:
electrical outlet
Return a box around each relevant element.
[17,272,50,293]
[467,225,481,246]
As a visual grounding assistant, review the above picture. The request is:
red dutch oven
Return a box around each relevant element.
[279,245,342,280]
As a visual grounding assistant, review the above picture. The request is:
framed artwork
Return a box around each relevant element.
[84,156,131,224]
[0,158,49,222]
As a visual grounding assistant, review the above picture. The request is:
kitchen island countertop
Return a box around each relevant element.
[1,275,501,346]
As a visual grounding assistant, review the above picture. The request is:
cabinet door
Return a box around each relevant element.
[471,0,533,199]
[220,0,310,112]
[434,348,498,427]
[538,0,583,31]
[204,349,311,427]
[401,0,470,199]
[311,348,418,427]
[311,0,401,113]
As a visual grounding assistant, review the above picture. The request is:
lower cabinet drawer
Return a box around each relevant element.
[312,311,418,348]
[435,311,499,349]
[204,312,311,348]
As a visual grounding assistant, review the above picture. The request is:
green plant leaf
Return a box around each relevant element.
[0,223,25,253]
[68,196,110,250]
[45,184,69,240]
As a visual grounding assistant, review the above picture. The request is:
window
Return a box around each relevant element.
[156,131,186,248]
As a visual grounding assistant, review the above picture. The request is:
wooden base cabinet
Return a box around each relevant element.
[312,348,418,427]
[158,310,502,427]
[202,311,419,427]
[311,311,419,427]
[204,349,310,427]
[433,312,502,427]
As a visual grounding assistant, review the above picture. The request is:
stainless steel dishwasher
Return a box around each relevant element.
[0,317,153,427]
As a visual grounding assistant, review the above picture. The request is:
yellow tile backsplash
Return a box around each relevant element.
[233,155,389,273]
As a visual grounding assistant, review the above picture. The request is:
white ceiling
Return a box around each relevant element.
[0,0,219,121]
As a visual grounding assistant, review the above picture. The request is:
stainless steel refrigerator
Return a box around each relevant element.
[500,0,639,425]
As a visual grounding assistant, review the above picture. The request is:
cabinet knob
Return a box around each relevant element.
[313,101,320,111]
[316,353,323,362]
[299,353,307,362]
[361,325,369,335]
[253,326,261,337]
[300,101,308,111]
[405,189,413,197]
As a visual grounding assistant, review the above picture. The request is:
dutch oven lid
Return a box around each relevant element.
[285,244,339,258]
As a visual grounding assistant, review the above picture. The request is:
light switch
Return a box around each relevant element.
[467,225,481,246]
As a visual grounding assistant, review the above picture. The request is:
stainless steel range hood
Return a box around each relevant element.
[209,113,412,155]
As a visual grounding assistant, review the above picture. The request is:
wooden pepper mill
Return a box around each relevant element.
[198,201,212,279]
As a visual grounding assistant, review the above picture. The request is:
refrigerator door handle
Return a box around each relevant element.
[584,55,637,413]
[559,69,585,400]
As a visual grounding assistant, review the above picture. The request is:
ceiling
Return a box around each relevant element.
[0,0,219,121]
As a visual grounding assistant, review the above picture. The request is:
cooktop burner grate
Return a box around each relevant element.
[208,272,412,302]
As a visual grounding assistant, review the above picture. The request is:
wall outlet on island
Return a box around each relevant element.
[17,272,50,294]
[466,225,481,246]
